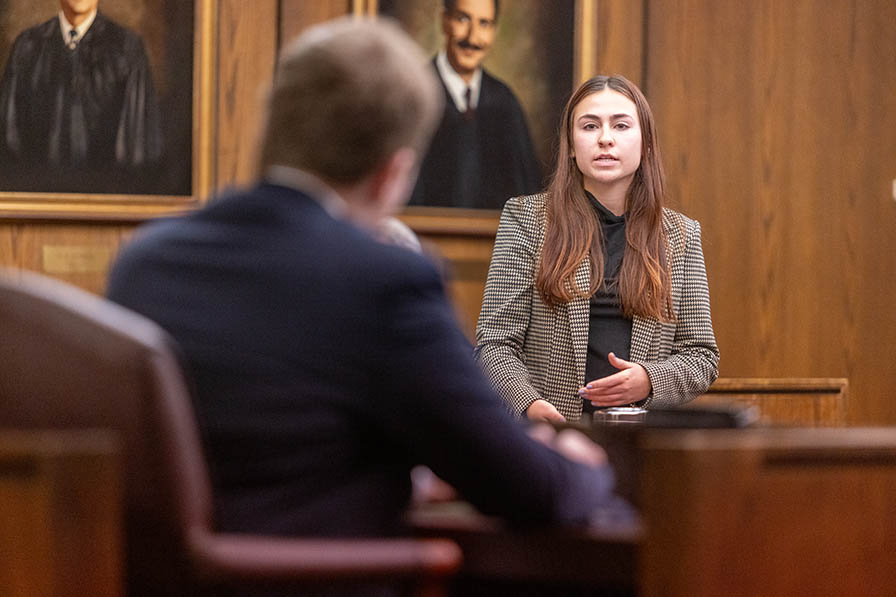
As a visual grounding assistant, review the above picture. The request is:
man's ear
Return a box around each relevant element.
[369,147,418,217]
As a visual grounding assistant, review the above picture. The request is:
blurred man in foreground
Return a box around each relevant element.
[107,17,614,543]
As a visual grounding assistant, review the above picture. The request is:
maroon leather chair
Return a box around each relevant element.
[0,270,461,596]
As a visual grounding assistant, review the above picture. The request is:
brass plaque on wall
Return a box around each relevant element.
[42,245,113,274]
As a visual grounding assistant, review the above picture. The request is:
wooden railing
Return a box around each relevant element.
[688,377,849,426]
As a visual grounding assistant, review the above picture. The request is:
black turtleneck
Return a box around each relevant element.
[583,191,633,414]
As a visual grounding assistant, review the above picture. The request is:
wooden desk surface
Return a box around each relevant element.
[410,501,640,594]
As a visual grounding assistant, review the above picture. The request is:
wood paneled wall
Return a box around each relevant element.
[633,0,896,424]
[2,1,894,424]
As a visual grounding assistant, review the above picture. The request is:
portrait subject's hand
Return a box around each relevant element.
[578,352,652,407]
[526,399,567,423]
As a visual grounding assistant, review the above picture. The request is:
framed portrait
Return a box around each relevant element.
[357,0,596,234]
[0,0,214,220]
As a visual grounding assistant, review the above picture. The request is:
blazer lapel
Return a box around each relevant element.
[631,214,678,362]
[569,256,591,384]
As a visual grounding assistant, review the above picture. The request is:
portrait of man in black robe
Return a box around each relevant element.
[0,0,163,194]
[405,0,543,210]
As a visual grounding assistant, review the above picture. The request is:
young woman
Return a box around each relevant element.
[475,75,719,422]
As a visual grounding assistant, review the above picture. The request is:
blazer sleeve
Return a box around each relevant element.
[474,196,545,416]
[640,219,720,407]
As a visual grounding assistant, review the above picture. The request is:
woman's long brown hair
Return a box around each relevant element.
[536,75,674,321]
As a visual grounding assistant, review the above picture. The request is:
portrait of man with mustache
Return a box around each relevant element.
[408,0,542,210]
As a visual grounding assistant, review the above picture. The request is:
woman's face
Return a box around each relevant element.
[570,89,642,195]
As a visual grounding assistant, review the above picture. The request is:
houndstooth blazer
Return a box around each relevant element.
[475,193,720,421]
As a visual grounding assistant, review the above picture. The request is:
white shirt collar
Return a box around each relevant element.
[265,165,348,219]
[436,50,482,112]
[59,10,97,47]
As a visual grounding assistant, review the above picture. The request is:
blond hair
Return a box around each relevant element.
[259,17,442,184]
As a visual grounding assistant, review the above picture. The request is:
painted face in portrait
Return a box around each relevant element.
[570,89,643,198]
[441,0,497,81]
[60,0,99,24]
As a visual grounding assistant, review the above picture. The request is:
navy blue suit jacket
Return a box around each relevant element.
[107,182,614,537]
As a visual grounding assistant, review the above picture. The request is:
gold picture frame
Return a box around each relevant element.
[0,0,215,221]
[357,0,597,235]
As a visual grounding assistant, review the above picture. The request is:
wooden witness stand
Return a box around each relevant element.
[641,427,896,596]
[411,379,896,597]
[412,426,896,596]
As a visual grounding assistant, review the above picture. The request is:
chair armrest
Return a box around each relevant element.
[188,531,462,582]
